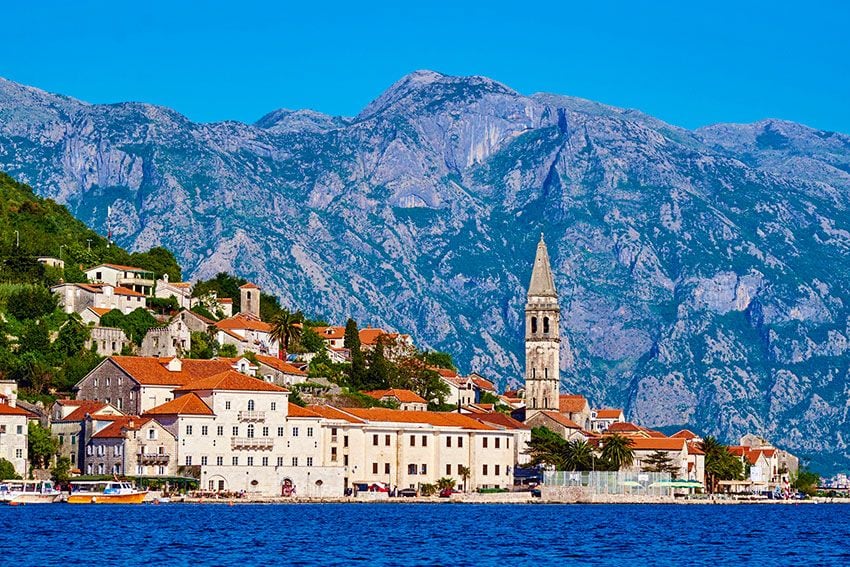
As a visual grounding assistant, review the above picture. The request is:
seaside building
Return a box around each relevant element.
[0,381,33,477]
[50,399,123,471]
[83,415,178,477]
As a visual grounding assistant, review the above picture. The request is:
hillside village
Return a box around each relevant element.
[0,222,810,499]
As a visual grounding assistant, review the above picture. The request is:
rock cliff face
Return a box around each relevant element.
[2,71,850,471]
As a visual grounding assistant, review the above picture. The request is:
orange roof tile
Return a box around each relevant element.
[307,405,366,423]
[87,307,112,318]
[311,326,346,340]
[174,370,287,393]
[219,298,233,303]
[363,388,427,404]
[144,393,214,416]
[629,437,687,451]
[559,394,589,414]
[594,409,623,419]
[92,416,152,439]
[671,429,700,440]
[537,411,582,429]
[109,356,233,386]
[345,408,495,430]
[55,400,111,422]
[358,328,388,346]
[215,313,271,333]
[113,286,146,297]
[0,403,35,417]
[96,263,149,272]
[473,412,530,430]
[727,446,747,457]
[287,403,321,418]
[239,283,259,289]
[688,443,706,455]
[607,422,645,433]
[434,368,459,378]
[254,354,307,376]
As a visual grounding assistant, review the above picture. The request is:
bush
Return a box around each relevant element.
[6,285,58,320]
[0,457,20,479]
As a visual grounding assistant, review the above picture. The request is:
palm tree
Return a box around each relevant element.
[600,433,635,471]
[269,309,303,360]
[458,465,471,492]
[436,477,456,491]
[565,439,596,471]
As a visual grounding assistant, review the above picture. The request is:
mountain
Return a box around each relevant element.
[2,71,850,472]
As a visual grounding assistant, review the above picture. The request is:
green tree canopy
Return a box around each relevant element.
[6,285,58,320]
[0,457,20,480]
[28,421,58,469]
[600,433,635,470]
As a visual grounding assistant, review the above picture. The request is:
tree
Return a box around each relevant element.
[54,318,90,358]
[420,350,456,371]
[0,457,20,480]
[641,450,679,475]
[189,332,216,359]
[600,433,635,471]
[526,426,571,470]
[791,468,820,496]
[218,343,238,357]
[700,436,744,493]
[269,309,303,360]
[28,421,58,469]
[344,318,366,389]
[17,320,51,356]
[436,477,456,491]
[15,352,53,394]
[364,335,392,391]
[298,328,325,353]
[6,285,58,320]
[458,465,471,492]
[52,456,71,483]
[565,439,596,471]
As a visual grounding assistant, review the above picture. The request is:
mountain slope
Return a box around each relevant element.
[1,72,849,471]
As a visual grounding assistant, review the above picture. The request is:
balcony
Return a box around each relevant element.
[231,437,274,450]
[238,410,266,422]
[137,452,170,464]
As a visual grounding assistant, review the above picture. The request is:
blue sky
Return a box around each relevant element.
[2,1,848,132]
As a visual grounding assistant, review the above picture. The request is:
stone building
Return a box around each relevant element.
[0,381,32,477]
[50,400,123,470]
[524,235,561,416]
[84,416,178,477]
[86,326,131,357]
[139,314,191,358]
[154,274,194,309]
[84,264,155,296]
[239,283,261,319]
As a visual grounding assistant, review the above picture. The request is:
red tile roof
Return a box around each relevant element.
[113,286,146,297]
[537,411,582,429]
[307,405,366,423]
[109,356,233,386]
[630,438,687,451]
[144,393,214,416]
[56,400,112,422]
[0,402,35,417]
[311,326,346,340]
[174,370,287,393]
[254,354,307,376]
[345,408,495,430]
[358,328,387,346]
[363,388,427,404]
[239,283,259,289]
[471,376,497,392]
[594,409,623,419]
[671,429,700,440]
[215,313,271,333]
[473,412,530,430]
[92,416,152,439]
[87,307,112,318]
[688,443,706,455]
[287,403,321,418]
[559,394,589,414]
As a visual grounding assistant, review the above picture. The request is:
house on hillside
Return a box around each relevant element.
[84,264,155,296]
[363,389,428,411]
[139,313,191,358]
[154,274,194,309]
[559,395,592,431]
[52,282,147,315]
[590,408,625,432]
[525,411,587,442]
[0,381,35,477]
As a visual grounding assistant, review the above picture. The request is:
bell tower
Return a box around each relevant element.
[524,234,561,416]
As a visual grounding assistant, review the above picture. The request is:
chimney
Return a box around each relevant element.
[166,358,183,372]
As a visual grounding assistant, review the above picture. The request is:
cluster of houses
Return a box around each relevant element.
[0,246,802,497]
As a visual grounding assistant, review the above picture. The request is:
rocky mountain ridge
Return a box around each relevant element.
[1,71,849,471]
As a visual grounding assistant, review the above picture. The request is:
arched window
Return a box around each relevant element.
[531,316,538,334]
[531,368,536,379]
[247,424,255,438]
[248,400,255,411]
[247,291,252,300]
[543,317,550,334]
[532,398,537,409]
[544,368,548,379]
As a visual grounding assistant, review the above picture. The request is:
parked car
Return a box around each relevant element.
[398,488,417,497]
[439,488,459,498]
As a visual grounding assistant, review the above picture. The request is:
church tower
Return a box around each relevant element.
[524,234,561,416]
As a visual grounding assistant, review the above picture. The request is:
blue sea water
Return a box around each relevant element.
[3,503,849,566]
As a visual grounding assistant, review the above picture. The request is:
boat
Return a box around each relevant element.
[0,480,63,504]
[67,480,147,504]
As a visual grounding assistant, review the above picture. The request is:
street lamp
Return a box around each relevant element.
[59,245,66,260]
[86,239,92,251]
[14,230,19,248]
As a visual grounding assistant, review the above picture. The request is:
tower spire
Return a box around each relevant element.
[528,234,557,298]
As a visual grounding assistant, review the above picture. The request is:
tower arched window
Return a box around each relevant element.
[247,291,252,300]
[531,317,537,334]
[543,317,550,334]
[544,368,548,379]
[247,424,255,438]
[531,368,536,379]
[248,400,255,411]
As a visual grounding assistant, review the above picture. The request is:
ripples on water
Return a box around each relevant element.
[3,503,850,566]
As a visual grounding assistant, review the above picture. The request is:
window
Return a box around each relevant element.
[247,457,254,466]
[201,426,209,436]
[248,400,255,411]
[531,316,538,334]
[458,437,463,448]
[408,464,418,475]
[483,438,488,448]
[201,456,208,466]
[446,437,452,448]
[385,435,390,446]
[544,368,548,379]
[271,402,276,411]
[106,377,111,386]
[247,424,255,438]
[385,463,390,474]
[216,456,224,466]
[217,426,224,436]
[97,445,104,456]
[277,457,284,467]
[331,427,338,437]
[93,378,99,387]
[292,427,299,437]
[277,427,285,436]
[262,426,269,437]
[543,317,550,334]
[58,434,65,446]
[343,455,349,466]
[186,425,193,435]
[98,464,104,475]
[148,429,156,440]
[507,438,510,450]
[495,438,500,449]
[410,435,416,447]
[344,436,349,448]
[87,446,93,456]
[116,398,123,410]
[495,465,501,476]
[307,427,314,437]
[482,464,488,476]
[16,449,23,459]
[232,456,239,466]
[421,464,427,475]
[292,457,298,467]
[186,456,193,466]
[232,426,239,436]
[421,435,428,447]
[262,457,269,466]
[373,434,379,446]
[225,401,231,410]
[372,463,379,474]
[307,457,313,467]
[71,434,76,445]
[446,464,452,475]
[16,425,23,435]
[331,447,338,462]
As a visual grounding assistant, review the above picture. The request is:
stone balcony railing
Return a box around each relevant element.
[137,453,170,464]
[231,437,274,450]
[238,410,266,422]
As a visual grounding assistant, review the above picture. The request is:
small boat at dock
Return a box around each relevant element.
[67,480,147,504]
[0,480,63,504]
